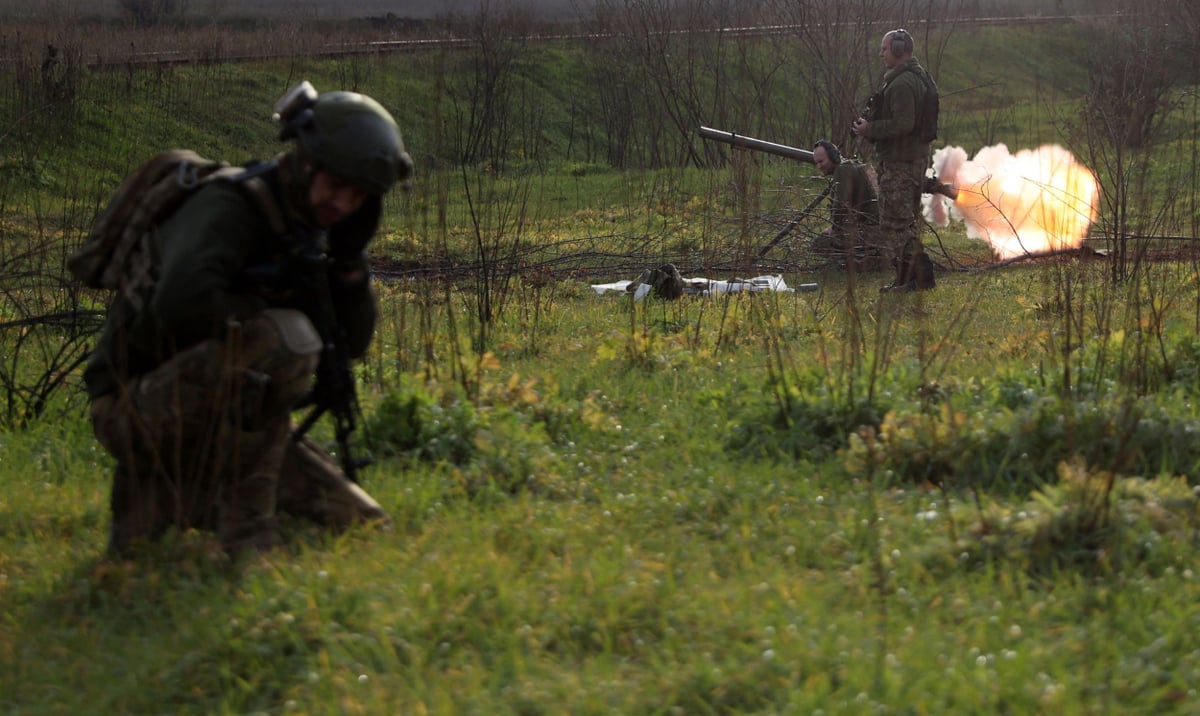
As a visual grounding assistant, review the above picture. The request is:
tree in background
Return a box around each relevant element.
[118,0,189,29]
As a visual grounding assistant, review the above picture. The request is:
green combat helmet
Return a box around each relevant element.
[275,81,414,195]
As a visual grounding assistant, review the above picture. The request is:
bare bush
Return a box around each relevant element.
[0,223,100,428]
[1073,1,1193,281]
[1083,26,1178,150]
[586,0,769,169]
[443,1,537,170]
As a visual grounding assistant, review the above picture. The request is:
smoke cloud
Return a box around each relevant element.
[924,143,1100,259]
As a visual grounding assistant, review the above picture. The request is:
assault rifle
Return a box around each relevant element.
[290,243,373,484]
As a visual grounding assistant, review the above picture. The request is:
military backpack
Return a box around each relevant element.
[68,149,284,310]
[912,67,940,143]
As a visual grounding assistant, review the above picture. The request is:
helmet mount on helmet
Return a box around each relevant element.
[273,81,413,195]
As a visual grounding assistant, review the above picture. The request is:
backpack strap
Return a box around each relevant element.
[234,174,288,237]
[213,158,289,238]
[119,163,285,312]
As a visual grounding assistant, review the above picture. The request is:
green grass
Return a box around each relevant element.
[5,273,1200,713]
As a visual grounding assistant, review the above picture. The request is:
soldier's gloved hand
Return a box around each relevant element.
[327,194,380,288]
[327,195,381,261]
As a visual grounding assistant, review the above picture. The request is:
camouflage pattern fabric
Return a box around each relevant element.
[875,156,932,283]
[89,308,387,556]
[67,150,244,308]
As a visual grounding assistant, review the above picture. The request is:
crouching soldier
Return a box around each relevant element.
[82,83,413,557]
[810,139,882,269]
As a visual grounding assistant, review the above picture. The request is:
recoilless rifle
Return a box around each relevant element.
[698,125,817,164]
[698,125,958,257]
[698,125,956,199]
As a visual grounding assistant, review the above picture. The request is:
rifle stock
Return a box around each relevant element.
[699,126,815,164]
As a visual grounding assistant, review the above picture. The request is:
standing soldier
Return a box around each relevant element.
[82,83,413,557]
[852,28,938,292]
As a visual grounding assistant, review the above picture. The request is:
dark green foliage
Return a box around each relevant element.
[1166,334,1200,386]
[845,393,1200,492]
[727,387,887,462]
[365,381,479,465]
[913,464,1200,580]
[364,378,567,497]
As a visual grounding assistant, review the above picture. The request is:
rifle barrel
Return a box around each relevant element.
[699,126,815,164]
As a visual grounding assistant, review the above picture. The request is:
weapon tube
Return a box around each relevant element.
[699,126,815,164]
[702,125,958,200]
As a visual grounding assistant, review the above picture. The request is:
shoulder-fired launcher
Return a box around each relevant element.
[699,126,815,164]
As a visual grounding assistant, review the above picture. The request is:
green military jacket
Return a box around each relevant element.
[83,163,378,400]
[864,57,931,162]
[829,160,879,234]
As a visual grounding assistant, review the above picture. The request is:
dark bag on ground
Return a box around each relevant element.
[628,263,684,300]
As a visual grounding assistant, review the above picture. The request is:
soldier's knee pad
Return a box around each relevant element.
[258,308,322,353]
[239,309,322,409]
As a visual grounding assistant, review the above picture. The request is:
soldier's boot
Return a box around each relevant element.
[107,462,171,558]
[277,435,390,530]
[881,254,913,293]
[912,251,937,290]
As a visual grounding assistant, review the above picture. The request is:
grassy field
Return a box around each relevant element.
[5,266,1200,714]
[3,13,1200,715]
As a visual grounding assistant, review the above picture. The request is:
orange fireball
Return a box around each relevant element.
[925,144,1100,259]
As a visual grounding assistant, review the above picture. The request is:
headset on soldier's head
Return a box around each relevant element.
[889,29,913,56]
[814,139,841,164]
[274,80,319,141]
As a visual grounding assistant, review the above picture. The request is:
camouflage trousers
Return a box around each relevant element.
[89,308,388,557]
[876,157,932,281]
